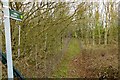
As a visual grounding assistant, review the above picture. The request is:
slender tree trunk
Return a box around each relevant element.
[104,27,108,45]
[98,26,101,45]
[92,28,95,46]
[104,2,109,45]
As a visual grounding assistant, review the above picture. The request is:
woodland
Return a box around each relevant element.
[0,1,119,78]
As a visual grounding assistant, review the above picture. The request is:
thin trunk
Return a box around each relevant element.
[18,25,21,57]
[35,44,38,77]
[104,2,109,45]
[104,27,107,45]
[98,26,101,45]
[92,28,95,46]
[44,33,47,77]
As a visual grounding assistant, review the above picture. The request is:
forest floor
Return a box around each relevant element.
[52,38,118,78]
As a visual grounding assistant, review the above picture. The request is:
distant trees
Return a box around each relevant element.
[74,2,118,45]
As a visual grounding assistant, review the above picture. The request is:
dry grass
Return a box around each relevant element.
[68,44,118,78]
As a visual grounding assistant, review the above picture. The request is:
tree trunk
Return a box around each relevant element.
[104,27,108,45]
[92,28,95,46]
[98,26,101,45]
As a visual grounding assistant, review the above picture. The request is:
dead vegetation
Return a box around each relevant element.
[68,44,118,78]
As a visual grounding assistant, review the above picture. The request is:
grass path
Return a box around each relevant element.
[51,38,118,78]
[52,38,81,78]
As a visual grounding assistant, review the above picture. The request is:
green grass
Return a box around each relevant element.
[52,38,80,78]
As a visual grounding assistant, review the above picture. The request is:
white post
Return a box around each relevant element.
[2,0,14,79]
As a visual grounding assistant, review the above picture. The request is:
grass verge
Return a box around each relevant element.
[52,38,80,78]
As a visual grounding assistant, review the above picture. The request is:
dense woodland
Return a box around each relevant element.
[0,1,119,78]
